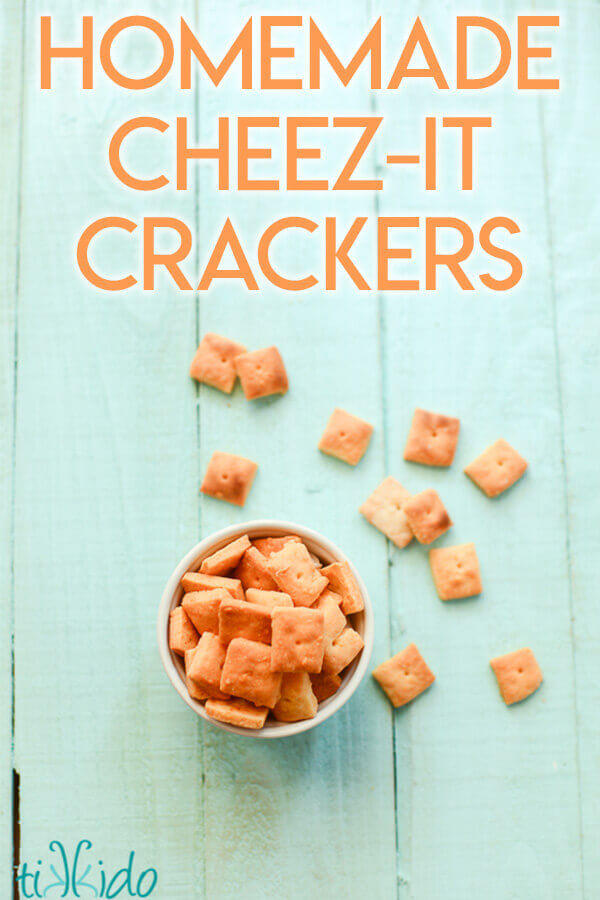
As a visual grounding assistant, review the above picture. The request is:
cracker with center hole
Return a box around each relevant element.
[270,607,325,673]
[218,597,272,645]
[182,588,230,634]
[220,637,282,708]
[314,588,346,641]
[273,673,319,722]
[403,408,460,467]
[465,438,528,497]
[322,627,364,676]
[490,648,543,705]
[234,546,278,591]
[205,697,268,729]
[189,333,247,394]
[404,489,452,544]
[429,543,482,600]
[201,451,258,507]
[318,408,374,466]
[359,476,413,548]
[245,588,294,611]
[180,571,244,600]
[184,647,211,701]
[200,535,251,575]
[187,632,229,699]
[267,542,328,607]
[168,607,199,656]
[310,672,342,703]
[252,535,301,556]
[372,643,435,707]
[321,561,364,614]
[234,346,288,399]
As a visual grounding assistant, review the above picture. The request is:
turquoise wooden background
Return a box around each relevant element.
[2,1,599,897]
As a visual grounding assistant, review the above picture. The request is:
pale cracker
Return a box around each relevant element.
[314,588,346,641]
[204,697,268,729]
[359,476,413,548]
[321,561,364,615]
[403,408,460,467]
[180,571,244,600]
[189,332,246,394]
[267,542,328,607]
[372,643,435,707]
[201,451,258,507]
[245,589,294,611]
[490,648,543,705]
[403,489,452,544]
[184,647,210,701]
[318,408,374,466]
[270,607,325,674]
[465,438,528,497]
[429,544,482,601]
[273,673,319,722]
[322,627,364,676]
[234,346,288,399]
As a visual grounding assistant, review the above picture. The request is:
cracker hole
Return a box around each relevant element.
[221,357,227,364]
[432,430,437,437]
[498,461,503,466]
[456,563,462,569]
[518,668,523,673]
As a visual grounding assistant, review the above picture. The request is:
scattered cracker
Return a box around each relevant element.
[490,648,543,705]
[201,451,258,507]
[271,607,325,673]
[169,606,199,656]
[322,627,364,676]
[429,544,482,601]
[234,346,288,399]
[273,672,319,722]
[182,589,230,634]
[234,546,278,591]
[200,535,251,575]
[359,476,413,548]
[184,647,210,701]
[220,637,282,708]
[187,631,229,699]
[403,408,460,467]
[372,643,435,707]
[321,561,364,615]
[465,439,528,498]
[245,588,294,611]
[318,408,374,466]
[310,672,342,703]
[218,597,272,645]
[267,542,328,607]
[189,333,247,394]
[314,588,346,641]
[205,697,268,729]
[180,571,244,600]
[403,489,452,544]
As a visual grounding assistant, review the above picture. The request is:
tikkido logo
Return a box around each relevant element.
[16,840,158,898]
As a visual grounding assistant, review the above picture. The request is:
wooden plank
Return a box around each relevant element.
[0,0,23,892]
[13,3,205,891]
[374,1,583,896]
[541,2,600,894]
[193,4,397,898]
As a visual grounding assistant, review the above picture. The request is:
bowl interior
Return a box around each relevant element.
[159,521,372,737]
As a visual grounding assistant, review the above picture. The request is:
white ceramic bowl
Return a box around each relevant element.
[157,520,374,738]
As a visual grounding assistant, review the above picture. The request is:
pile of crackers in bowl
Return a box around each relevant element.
[168,532,365,730]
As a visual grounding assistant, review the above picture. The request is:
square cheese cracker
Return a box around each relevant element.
[273,673,318,722]
[200,535,251,576]
[245,589,293,611]
[184,647,211,701]
[204,697,268,729]
[490,648,543,705]
[218,597,272,645]
[322,627,364,676]
[201,451,258,507]
[373,643,435,707]
[271,607,325,673]
[220,637,282,708]
[234,546,279,591]
[318,408,374,466]
[180,571,244,600]
[310,672,342,703]
[182,588,230,634]
[359,476,413,548]
[267,542,328,607]
[429,543,482,601]
[187,632,229,699]
[189,332,247,394]
[403,489,452,545]
[465,438,528,498]
[234,346,288,399]
[321,561,364,615]
[168,606,199,656]
[314,589,346,641]
[403,408,460,467]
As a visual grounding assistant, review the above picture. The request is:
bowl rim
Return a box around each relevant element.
[157,519,374,738]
